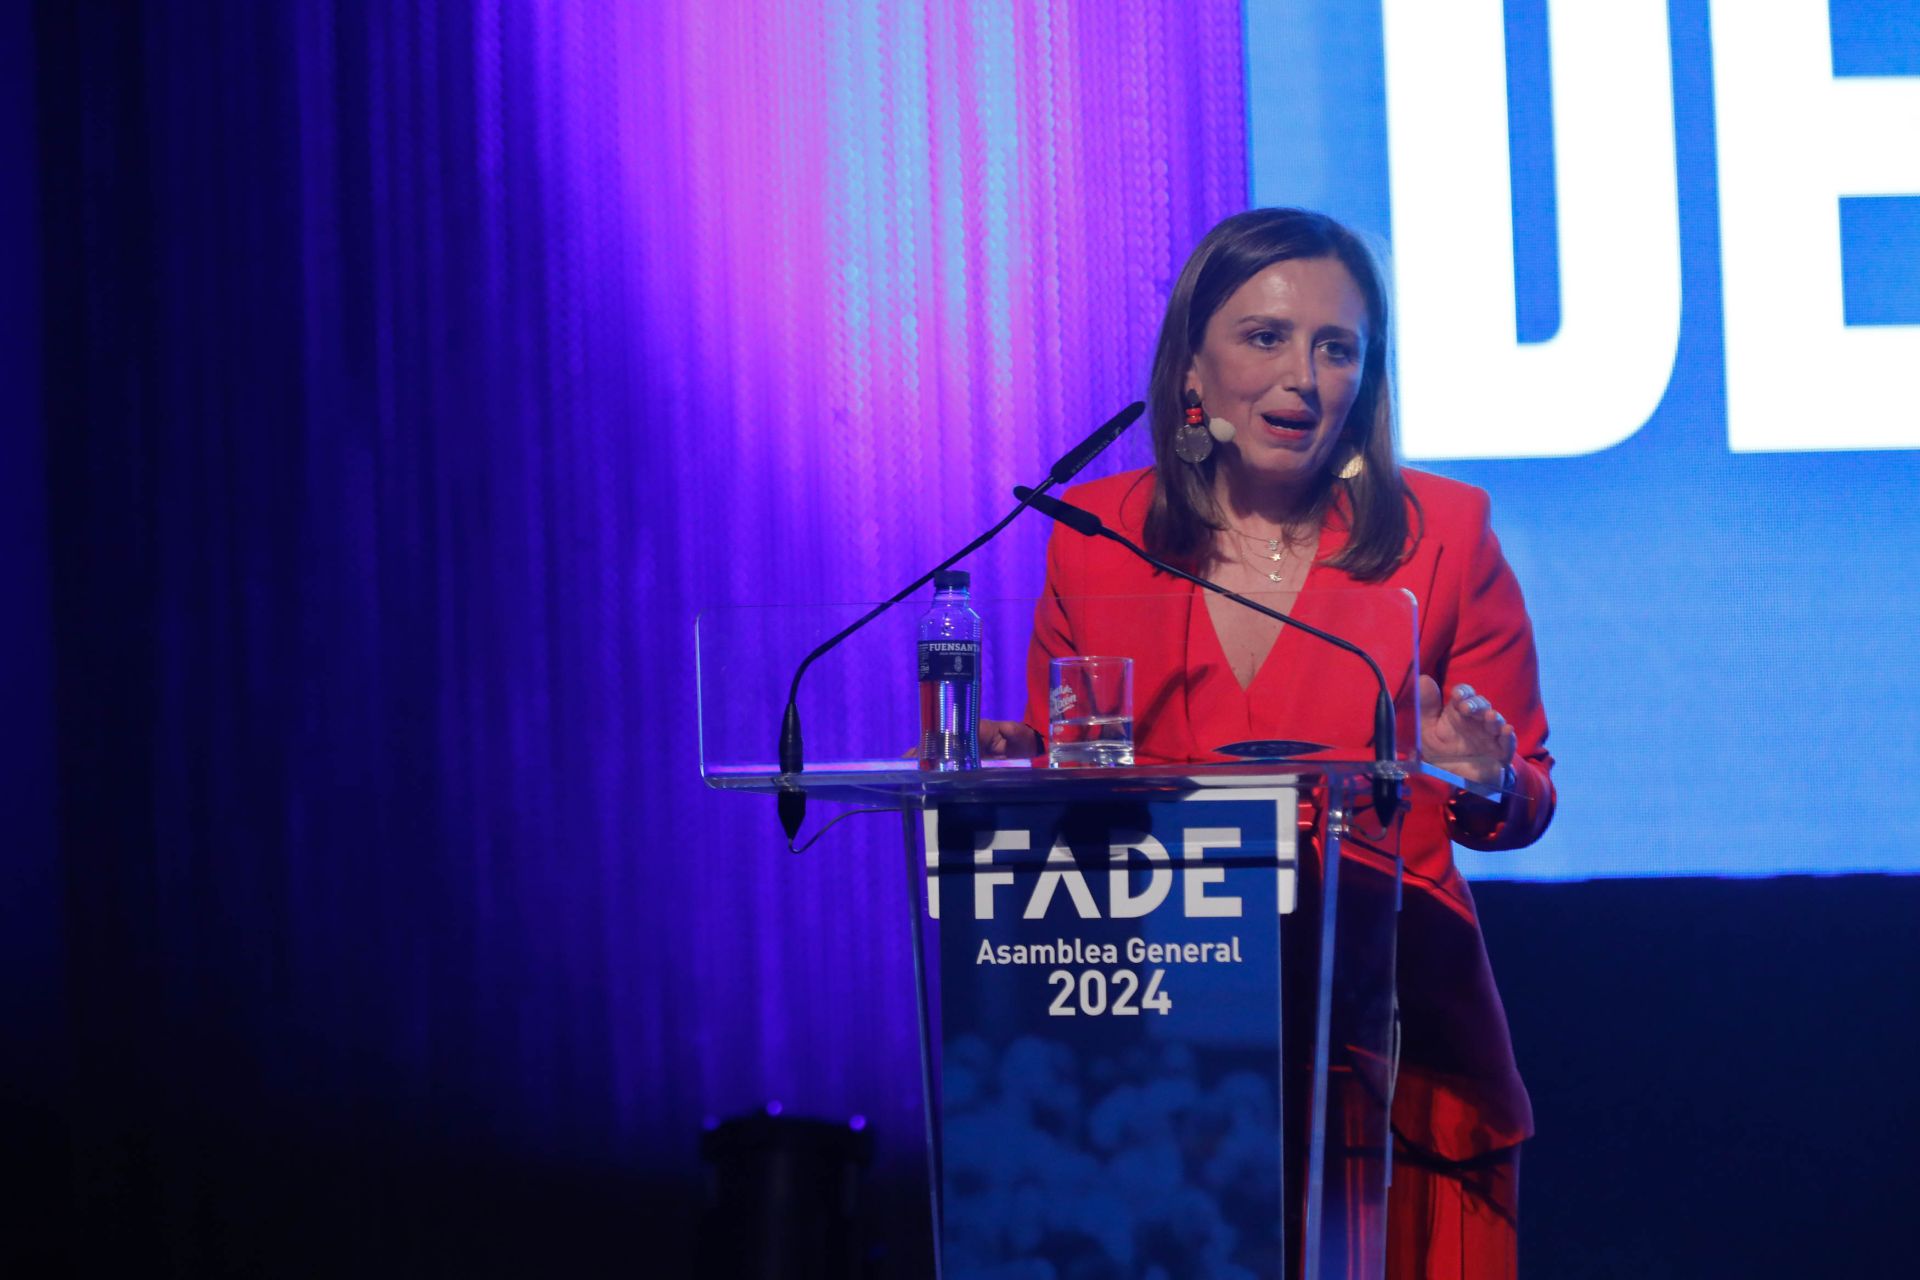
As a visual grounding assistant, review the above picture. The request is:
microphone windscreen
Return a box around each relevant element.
[1015,486,1104,538]
[1049,401,1144,485]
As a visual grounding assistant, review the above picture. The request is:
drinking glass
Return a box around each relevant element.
[1047,656,1134,767]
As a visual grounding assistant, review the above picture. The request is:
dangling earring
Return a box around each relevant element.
[1336,451,1366,481]
[1175,390,1215,464]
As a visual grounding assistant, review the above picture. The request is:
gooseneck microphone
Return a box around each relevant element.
[775,402,1146,845]
[1014,486,1403,825]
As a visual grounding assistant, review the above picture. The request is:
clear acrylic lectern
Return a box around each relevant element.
[700,591,1505,1279]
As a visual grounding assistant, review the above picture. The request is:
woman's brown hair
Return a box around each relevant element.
[1143,208,1414,580]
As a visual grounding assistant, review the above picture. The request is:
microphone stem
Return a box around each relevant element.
[771,401,1145,848]
[778,402,1144,787]
[779,477,1061,768]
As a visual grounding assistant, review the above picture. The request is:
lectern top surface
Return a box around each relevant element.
[704,756,1497,806]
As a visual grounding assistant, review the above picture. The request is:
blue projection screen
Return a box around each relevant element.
[1245,0,1920,880]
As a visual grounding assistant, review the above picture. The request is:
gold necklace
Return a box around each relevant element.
[1221,524,1311,585]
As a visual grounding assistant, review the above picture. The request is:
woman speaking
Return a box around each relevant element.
[987,207,1556,1278]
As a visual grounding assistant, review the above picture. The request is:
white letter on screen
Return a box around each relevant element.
[1109,831,1173,919]
[1712,0,1920,452]
[973,830,1026,919]
[923,811,940,919]
[1182,828,1245,919]
[1025,838,1102,920]
[1384,0,1682,459]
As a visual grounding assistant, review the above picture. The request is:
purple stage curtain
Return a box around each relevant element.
[35,0,1251,1269]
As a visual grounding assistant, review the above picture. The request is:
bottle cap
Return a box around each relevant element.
[933,570,970,591]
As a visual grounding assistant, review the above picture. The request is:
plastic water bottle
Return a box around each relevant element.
[918,570,981,770]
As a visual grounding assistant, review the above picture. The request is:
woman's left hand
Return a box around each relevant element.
[1418,675,1517,786]
[980,719,1043,759]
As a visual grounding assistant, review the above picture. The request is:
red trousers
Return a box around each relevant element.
[1385,1139,1521,1280]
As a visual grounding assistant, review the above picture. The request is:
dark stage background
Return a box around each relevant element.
[8,2,1915,1276]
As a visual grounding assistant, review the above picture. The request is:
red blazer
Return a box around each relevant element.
[1020,466,1556,1158]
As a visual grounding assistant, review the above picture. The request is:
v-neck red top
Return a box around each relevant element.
[1020,466,1556,1159]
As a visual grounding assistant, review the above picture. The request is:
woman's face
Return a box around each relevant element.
[1186,255,1370,497]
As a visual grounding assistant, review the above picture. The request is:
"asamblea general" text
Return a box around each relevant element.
[976,936,1243,966]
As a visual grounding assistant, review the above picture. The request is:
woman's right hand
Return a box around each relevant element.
[980,719,1043,759]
